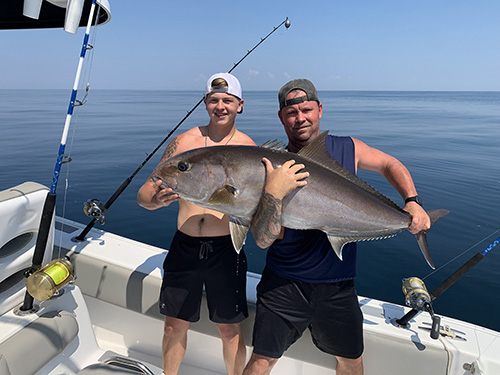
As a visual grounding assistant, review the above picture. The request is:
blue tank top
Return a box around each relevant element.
[266,135,358,283]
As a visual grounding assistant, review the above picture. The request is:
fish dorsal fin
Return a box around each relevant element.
[208,184,239,205]
[298,131,403,212]
[229,216,250,254]
[297,131,331,164]
[259,139,287,150]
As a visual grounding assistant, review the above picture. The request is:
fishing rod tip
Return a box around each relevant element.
[285,18,291,29]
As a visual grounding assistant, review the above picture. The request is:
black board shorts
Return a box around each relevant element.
[252,267,364,359]
[159,230,248,323]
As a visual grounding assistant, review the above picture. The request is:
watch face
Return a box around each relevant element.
[406,196,423,206]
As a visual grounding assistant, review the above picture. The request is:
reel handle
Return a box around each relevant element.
[430,315,441,340]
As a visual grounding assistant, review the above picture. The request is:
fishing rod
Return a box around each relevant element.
[75,17,292,241]
[20,0,101,312]
[395,233,500,338]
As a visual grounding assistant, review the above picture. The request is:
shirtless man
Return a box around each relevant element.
[138,73,256,375]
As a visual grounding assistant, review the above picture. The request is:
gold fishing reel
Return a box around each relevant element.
[397,276,441,339]
[402,277,431,311]
[26,258,75,301]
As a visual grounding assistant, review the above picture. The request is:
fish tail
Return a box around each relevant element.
[428,209,451,225]
[415,209,450,269]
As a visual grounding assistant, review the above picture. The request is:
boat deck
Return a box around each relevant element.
[1,182,499,375]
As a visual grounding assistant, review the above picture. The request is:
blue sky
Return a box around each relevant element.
[2,0,500,91]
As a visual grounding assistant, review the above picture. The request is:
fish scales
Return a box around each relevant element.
[154,131,449,268]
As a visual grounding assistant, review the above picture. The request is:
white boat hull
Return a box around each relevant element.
[1,182,499,374]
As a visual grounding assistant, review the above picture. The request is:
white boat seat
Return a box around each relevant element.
[0,310,78,375]
[0,182,53,317]
[0,309,160,375]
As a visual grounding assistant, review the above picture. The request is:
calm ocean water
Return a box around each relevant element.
[1,89,499,332]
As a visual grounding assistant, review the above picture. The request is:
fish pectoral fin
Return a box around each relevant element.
[229,216,250,254]
[208,185,239,205]
[326,234,349,261]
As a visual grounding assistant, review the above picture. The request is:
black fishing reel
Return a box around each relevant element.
[395,277,441,339]
[83,199,106,224]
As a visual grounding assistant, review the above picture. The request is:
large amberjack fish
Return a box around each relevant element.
[154,131,449,269]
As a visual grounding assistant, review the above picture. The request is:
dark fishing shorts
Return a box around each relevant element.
[159,230,248,323]
[251,267,364,359]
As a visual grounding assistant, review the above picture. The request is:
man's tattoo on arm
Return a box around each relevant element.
[251,192,283,248]
[149,137,179,182]
[161,137,179,161]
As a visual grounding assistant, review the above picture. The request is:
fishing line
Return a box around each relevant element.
[75,4,101,107]
[57,6,102,259]
[422,227,500,281]
[75,17,292,241]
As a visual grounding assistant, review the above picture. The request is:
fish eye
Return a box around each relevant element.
[177,161,189,172]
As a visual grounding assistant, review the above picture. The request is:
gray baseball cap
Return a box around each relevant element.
[278,78,319,110]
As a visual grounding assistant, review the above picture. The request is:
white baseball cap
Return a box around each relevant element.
[204,72,242,100]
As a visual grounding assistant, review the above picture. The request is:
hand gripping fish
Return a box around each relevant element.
[154,131,449,269]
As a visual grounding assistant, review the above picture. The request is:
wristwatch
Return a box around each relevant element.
[405,196,423,206]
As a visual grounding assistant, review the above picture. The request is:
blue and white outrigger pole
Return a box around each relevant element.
[21,0,100,312]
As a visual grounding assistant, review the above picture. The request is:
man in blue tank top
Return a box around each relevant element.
[243,79,431,375]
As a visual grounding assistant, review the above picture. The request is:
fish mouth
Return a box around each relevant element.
[164,177,177,190]
[152,176,177,190]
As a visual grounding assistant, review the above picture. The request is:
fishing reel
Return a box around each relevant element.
[83,198,106,224]
[26,258,75,301]
[395,277,441,339]
[402,277,432,311]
